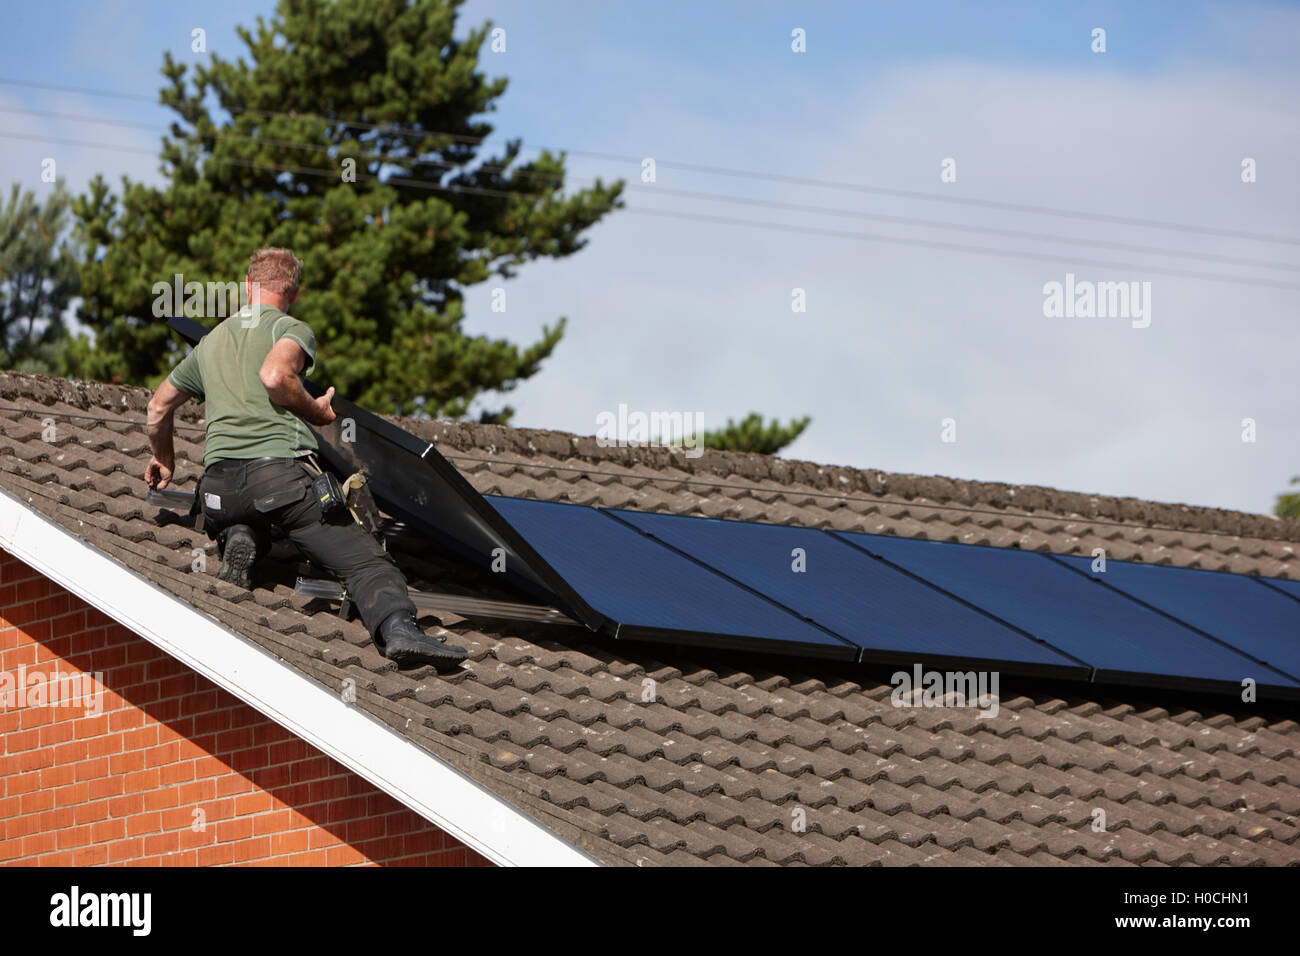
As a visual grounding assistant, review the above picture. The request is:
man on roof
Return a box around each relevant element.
[143,247,467,670]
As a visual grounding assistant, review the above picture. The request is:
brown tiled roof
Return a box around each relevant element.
[2,370,1299,866]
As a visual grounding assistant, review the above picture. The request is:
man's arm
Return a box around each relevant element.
[145,378,192,489]
[259,338,336,427]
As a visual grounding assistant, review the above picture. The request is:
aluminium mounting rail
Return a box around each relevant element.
[294,577,577,626]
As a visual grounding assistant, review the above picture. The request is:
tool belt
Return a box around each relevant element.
[197,454,384,543]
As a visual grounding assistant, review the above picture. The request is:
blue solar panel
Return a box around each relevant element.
[1050,556,1300,684]
[835,533,1300,694]
[612,509,1085,676]
[1259,576,1300,604]
[485,497,857,659]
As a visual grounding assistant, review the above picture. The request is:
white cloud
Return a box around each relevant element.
[463,50,1299,514]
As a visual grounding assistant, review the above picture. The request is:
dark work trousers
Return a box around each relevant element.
[197,456,416,638]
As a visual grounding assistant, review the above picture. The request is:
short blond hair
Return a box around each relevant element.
[247,247,303,297]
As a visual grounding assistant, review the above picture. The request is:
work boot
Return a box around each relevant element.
[217,525,258,590]
[378,614,468,670]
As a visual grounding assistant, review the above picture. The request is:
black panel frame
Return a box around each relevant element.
[1044,553,1300,689]
[834,530,1300,700]
[603,509,1090,676]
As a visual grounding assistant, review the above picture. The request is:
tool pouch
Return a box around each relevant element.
[311,470,347,515]
[342,472,384,540]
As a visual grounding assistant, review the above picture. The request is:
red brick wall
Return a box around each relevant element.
[0,549,492,867]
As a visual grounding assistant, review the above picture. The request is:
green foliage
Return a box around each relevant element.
[69,0,623,416]
[1276,476,1300,520]
[702,412,811,456]
[0,181,79,374]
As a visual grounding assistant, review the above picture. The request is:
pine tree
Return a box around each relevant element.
[1276,477,1300,519]
[68,0,623,419]
[702,412,811,456]
[0,181,79,374]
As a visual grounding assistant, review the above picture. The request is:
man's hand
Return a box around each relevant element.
[307,387,337,427]
[146,378,191,492]
[145,455,175,490]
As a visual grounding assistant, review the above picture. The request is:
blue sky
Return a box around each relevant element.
[1,1,1297,513]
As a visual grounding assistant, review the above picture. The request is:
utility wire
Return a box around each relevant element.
[3,128,1297,291]
[624,206,1300,290]
[2,74,1296,247]
[3,104,1296,274]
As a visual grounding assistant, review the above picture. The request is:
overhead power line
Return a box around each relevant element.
[3,127,1297,291]
[1,74,1296,247]
[623,207,1300,290]
[3,103,1297,275]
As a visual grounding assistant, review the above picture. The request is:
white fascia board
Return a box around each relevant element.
[0,487,598,867]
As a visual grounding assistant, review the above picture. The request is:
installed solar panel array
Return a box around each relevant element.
[487,497,1300,700]
[161,317,1300,703]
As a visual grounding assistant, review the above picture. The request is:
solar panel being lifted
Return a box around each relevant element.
[609,509,1086,678]
[836,532,1300,697]
[166,316,590,618]
[1049,555,1300,684]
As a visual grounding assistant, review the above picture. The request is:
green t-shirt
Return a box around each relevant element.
[168,304,320,466]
